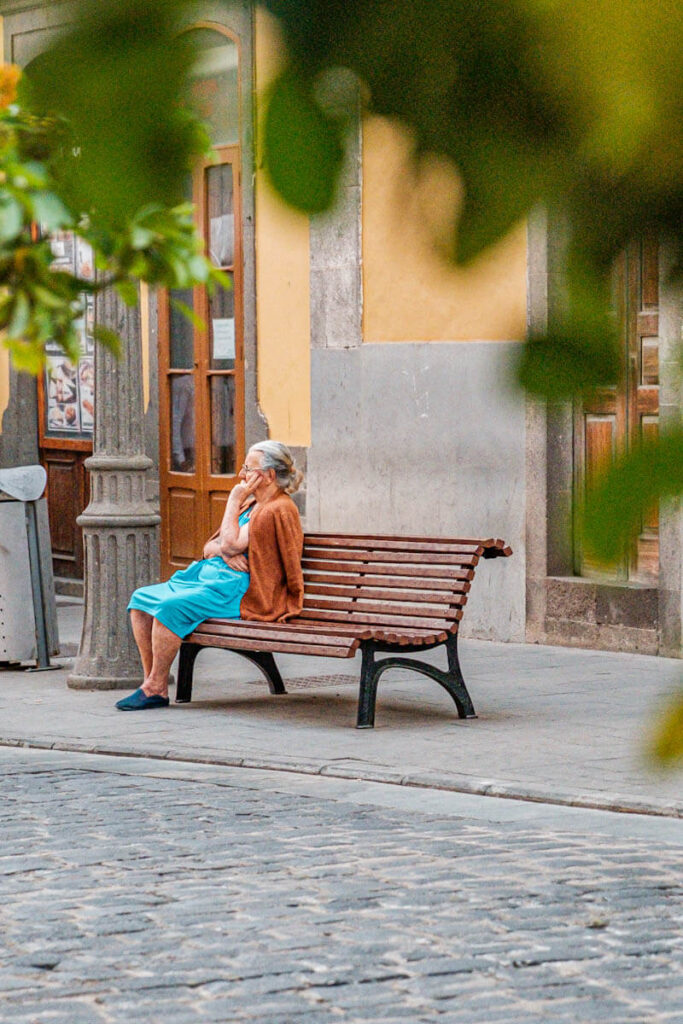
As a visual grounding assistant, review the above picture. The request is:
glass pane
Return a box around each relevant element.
[210,375,236,476]
[169,288,195,369]
[188,29,239,146]
[207,164,234,267]
[170,375,196,473]
[210,272,235,370]
[641,337,659,386]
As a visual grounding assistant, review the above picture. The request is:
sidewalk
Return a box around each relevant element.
[1,598,681,817]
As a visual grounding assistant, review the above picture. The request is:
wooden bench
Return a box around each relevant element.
[176,533,512,728]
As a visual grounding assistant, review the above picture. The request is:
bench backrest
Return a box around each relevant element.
[299,533,512,643]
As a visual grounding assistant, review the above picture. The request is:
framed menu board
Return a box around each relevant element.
[38,232,95,447]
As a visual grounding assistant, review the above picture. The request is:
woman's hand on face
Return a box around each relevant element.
[223,553,248,572]
[231,472,261,504]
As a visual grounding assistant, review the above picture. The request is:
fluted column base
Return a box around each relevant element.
[67,456,161,690]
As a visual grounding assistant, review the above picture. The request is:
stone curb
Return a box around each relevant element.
[1,735,681,819]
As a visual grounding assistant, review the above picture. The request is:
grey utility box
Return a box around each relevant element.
[0,465,59,667]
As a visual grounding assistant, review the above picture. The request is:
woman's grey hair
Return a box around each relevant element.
[249,441,303,495]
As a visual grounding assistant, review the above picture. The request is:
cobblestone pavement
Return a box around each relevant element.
[1,748,682,1024]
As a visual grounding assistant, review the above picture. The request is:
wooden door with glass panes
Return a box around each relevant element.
[575,237,659,582]
[159,147,244,576]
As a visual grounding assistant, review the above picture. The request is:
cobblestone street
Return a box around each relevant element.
[1,747,681,1023]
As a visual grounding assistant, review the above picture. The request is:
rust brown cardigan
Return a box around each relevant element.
[240,492,304,622]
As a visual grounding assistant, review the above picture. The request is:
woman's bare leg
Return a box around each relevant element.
[130,609,154,678]
[141,618,183,698]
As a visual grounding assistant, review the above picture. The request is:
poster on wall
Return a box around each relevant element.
[42,232,96,439]
[44,344,95,438]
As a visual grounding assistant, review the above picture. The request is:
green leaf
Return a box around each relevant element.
[170,297,205,332]
[114,279,139,307]
[264,67,345,214]
[93,323,122,357]
[60,324,82,365]
[129,225,157,250]
[31,283,71,310]
[648,690,683,768]
[4,337,44,374]
[7,291,30,339]
[0,196,24,242]
[23,0,208,229]
[518,321,621,399]
[30,192,72,232]
[583,428,683,563]
[209,266,232,292]
[187,254,209,283]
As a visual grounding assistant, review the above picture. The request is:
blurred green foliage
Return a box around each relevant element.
[0,0,225,372]
[583,429,683,565]
[260,0,683,557]
[21,0,206,231]
[261,0,683,759]
[648,696,683,767]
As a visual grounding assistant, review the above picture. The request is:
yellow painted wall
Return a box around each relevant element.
[362,116,527,343]
[0,17,9,430]
[253,8,311,446]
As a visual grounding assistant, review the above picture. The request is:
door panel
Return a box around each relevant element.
[575,237,660,583]
[168,489,201,565]
[580,414,621,577]
[43,451,89,579]
[209,492,229,536]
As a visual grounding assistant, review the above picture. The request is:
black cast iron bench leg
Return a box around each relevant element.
[444,633,476,719]
[176,642,201,703]
[233,650,287,694]
[175,643,287,703]
[356,634,477,729]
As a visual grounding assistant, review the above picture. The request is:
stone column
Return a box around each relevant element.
[68,286,161,689]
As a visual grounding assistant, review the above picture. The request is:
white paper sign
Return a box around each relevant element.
[213,318,235,360]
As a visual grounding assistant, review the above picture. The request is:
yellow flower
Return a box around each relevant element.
[0,64,21,109]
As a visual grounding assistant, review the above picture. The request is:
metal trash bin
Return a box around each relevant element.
[0,465,59,669]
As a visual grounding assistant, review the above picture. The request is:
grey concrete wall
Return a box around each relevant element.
[310,119,362,351]
[306,341,526,642]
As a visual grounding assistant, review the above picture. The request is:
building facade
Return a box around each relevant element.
[1,0,681,656]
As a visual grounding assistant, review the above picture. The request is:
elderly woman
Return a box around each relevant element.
[116,441,304,710]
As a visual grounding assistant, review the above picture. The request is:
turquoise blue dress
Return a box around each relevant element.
[127,508,252,639]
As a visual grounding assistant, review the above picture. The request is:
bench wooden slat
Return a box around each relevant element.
[303,596,465,618]
[193,622,356,648]
[302,548,479,567]
[297,608,463,629]
[304,582,471,603]
[305,535,487,555]
[189,634,357,658]
[282,620,451,644]
[302,559,475,581]
[303,571,473,590]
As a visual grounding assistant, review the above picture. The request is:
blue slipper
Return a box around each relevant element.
[115,688,170,711]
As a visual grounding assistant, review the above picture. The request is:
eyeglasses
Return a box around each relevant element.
[240,464,261,475]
